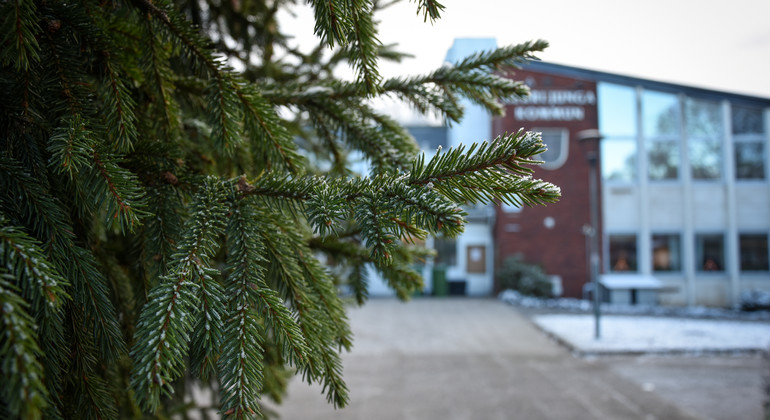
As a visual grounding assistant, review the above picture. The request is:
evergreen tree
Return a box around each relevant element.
[0,0,560,418]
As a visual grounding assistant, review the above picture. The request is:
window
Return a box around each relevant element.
[601,138,637,181]
[598,83,637,182]
[643,91,680,180]
[740,234,769,271]
[609,235,637,272]
[433,236,456,266]
[686,98,724,180]
[647,141,679,180]
[598,83,636,137]
[466,246,486,274]
[732,105,766,180]
[695,234,725,272]
[535,128,569,170]
[652,234,681,272]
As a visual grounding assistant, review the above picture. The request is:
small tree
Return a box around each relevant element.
[0,0,559,418]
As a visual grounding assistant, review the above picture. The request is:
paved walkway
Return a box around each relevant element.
[267,298,765,419]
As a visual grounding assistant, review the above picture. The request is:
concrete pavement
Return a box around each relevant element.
[267,298,767,419]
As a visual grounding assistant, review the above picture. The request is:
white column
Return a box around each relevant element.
[636,87,651,276]
[723,101,740,308]
[680,94,696,306]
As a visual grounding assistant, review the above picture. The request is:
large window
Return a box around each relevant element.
[686,99,724,180]
[609,235,637,272]
[598,83,637,182]
[695,234,725,272]
[652,234,681,272]
[643,91,680,180]
[601,139,637,181]
[740,234,769,271]
[732,105,766,180]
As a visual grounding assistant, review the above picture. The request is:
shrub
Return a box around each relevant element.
[497,255,552,297]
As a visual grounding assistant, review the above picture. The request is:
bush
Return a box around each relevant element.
[497,255,552,297]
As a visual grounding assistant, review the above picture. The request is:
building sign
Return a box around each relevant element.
[508,89,596,121]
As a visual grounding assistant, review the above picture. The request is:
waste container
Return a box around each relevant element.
[432,264,447,297]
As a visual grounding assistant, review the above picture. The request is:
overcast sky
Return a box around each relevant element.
[281,0,770,99]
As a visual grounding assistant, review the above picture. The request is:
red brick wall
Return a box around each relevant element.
[493,70,601,298]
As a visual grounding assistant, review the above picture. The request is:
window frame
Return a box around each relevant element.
[694,233,726,273]
[533,127,569,171]
[607,233,638,273]
[738,232,769,272]
[732,104,767,181]
[685,97,725,182]
[651,233,682,273]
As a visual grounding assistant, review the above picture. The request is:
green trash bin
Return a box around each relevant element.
[432,264,448,297]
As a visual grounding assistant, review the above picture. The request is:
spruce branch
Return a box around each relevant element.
[346,0,382,95]
[310,0,352,48]
[450,40,549,73]
[219,198,306,419]
[0,0,41,71]
[409,130,561,206]
[188,262,226,380]
[100,56,138,153]
[0,0,562,416]
[140,18,181,136]
[61,245,128,363]
[66,304,120,420]
[89,151,149,232]
[0,274,50,420]
[130,177,228,411]
[0,217,70,314]
[0,158,126,375]
[257,212,350,408]
[412,0,445,22]
[235,82,303,173]
[47,115,93,179]
[143,183,185,282]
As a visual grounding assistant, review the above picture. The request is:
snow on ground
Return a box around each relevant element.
[533,314,770,355]
[499,289,770,320]
[499,290,770,354]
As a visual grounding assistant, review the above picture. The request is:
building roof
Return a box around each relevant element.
[523,61,770,107]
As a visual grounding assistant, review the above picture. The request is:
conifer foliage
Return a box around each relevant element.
[0,0,559,418]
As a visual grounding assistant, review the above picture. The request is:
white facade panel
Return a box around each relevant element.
[648,185,685,229]
[692,185,727,228]
[735,185,770,229]
[657,276,688,306]
[603,186,639,229]
[694,277,731,306]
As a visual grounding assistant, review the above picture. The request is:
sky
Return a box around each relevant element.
[279,0,770,99]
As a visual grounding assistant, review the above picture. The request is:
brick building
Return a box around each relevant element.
[367,38,770,307]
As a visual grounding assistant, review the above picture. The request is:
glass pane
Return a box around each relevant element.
[740,234,769,271]
[652,234,681,271]
[732,105,764,136]
[434,236,456,266]
[735,142,765,179]
[598,83,637,137]
[647,141,679,180]
[601,137,636,181]
[696,234,724,272]
[643,91,679,137]
[686,98,723,139]
[690,139,722,179]
[609,235,637,272]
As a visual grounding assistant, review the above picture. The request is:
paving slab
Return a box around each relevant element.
[268,298,723,420]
